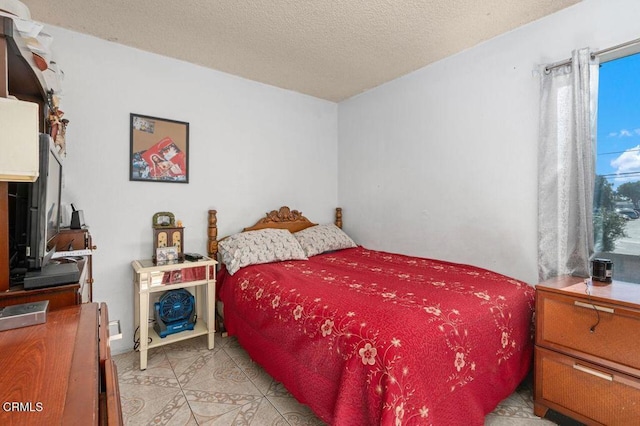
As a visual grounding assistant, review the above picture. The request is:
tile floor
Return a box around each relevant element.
[114,333,559,425]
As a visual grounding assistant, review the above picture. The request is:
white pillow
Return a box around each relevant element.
[219,228,307,275]
[294,224,356,257]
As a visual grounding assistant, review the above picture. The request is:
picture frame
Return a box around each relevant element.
[130,113,189,183]
[152,211,175,228]
[156,246,179,265]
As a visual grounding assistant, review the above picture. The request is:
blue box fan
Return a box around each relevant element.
[154,289,196,338]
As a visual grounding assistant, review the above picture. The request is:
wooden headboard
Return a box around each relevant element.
[207,206,343,261]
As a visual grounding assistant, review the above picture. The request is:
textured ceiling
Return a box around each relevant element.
[20,0,580,102]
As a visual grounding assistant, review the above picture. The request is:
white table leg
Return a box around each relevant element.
[207,275,215,350]
[139,287,149,370]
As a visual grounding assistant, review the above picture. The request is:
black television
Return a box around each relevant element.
[26,134,63,270]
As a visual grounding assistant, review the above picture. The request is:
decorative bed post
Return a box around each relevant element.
[208,209,218,260]
[335,207,342,229]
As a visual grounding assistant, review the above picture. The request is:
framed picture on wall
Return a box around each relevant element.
[130,113,189,183]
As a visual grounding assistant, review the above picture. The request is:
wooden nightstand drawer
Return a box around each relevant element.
[536,290,640,374]
[535,346,640,425]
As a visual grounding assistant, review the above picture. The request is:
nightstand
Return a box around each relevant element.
[534,275,640,424]
[131,256,216,370]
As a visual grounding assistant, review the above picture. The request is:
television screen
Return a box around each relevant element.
[27,134,63,270]
[44,143,61,244]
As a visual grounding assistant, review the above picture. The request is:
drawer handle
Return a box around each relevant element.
[574,301,614,313]
[573,364,613,381]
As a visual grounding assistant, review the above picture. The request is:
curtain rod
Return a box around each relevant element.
[544,36,640,72]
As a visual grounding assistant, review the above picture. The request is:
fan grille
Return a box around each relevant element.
[158,289,194,323]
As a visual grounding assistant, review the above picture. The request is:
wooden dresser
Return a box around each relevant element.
[534,275,640,425]
[0,303,122,425]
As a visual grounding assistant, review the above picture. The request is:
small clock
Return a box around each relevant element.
[152,211,175,228]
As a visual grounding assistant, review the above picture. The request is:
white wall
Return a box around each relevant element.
[46,28,338,354]
[43,0,640,354]
[338,0,640,285]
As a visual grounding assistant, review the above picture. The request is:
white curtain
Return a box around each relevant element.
[538,48,599,281]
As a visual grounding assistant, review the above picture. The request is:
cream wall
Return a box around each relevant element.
[46,27,338,354]
[338,0,640,285]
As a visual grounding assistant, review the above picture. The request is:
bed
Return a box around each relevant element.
[207,206,535,425]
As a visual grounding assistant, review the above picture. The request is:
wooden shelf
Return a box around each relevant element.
[2,16,60,101]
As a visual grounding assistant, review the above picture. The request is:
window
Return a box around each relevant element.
[594,52,640,282]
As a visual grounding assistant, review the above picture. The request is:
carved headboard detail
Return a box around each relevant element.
[207,206,343,261]
[243,206,316,233]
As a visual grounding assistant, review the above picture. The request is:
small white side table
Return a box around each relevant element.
[131,256,217,370]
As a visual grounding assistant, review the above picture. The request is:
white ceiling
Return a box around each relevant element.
[21,0,580,102]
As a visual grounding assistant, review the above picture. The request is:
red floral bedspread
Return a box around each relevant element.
[219,247,535,425]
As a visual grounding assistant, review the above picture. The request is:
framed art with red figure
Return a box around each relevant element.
[142,137,187,180]
[130,113,189,183]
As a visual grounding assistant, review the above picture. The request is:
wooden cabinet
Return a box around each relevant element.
[1,14,51,291]
[1,11,88,309]
[0,303,122,425]
[55,227,93,251]
[53,227,96,301]
[132,256,216,370]
[0,229,95,310]
[534,276,640,425]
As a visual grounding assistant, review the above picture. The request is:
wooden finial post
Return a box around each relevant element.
[335,207,343,229]
[208,210,218,260]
